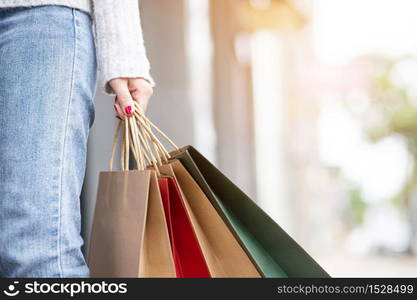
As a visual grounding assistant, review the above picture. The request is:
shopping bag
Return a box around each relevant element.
[123,101,329,278]
[170,146,330,278]
[158,176,211,278]
[140,173,176,277]
[159,162,261,278]
[88,122,175,278]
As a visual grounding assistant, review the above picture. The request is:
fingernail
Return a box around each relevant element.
[113,104,118,113]
[125,105,133,115]
[115,96,118,103]
[116,116,122,120]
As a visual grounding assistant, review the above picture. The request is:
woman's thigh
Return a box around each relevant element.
[0,6,97,277]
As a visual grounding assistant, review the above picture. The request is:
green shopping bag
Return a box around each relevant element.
[171,146,329,278]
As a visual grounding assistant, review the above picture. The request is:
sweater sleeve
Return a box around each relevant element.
[91,0,154,94]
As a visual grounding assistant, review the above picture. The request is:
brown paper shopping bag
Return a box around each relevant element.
[106,101,328,278]
[127,101,328,278]
[88,121,175,278]
[159,161,261,278]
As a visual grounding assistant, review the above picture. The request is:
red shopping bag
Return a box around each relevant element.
[158,177,211,278]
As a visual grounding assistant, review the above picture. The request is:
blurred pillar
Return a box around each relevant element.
[140,0,195,146]
[210,0,257,199]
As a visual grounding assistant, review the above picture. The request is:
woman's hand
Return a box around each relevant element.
[110,78,153,119]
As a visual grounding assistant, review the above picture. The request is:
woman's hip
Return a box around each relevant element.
[0,5,97,136]
[0,5,97,98]
[0,5,97,278]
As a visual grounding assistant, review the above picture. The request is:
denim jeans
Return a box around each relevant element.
[0,6,97,277]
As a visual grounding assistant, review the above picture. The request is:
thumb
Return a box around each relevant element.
[110,79,135,116]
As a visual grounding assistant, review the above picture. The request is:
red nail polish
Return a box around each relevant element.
[116,116,122,120]
[113,104,118,113]
[125,105,132,115]
[115,96,118,103]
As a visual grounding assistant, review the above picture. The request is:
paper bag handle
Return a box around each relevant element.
[108,101,180,173]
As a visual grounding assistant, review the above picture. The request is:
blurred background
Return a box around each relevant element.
[82,0,417,277]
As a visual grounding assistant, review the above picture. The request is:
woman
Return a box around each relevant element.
[0,0,154,277]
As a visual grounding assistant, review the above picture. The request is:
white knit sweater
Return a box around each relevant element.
[0,0,154,94]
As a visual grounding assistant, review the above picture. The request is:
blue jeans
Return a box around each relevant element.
[0,6,97,277]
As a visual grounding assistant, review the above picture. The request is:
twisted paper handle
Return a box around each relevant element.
[108,101,179,173]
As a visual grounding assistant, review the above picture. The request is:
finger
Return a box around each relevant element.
[131,90,150,112]
[129,79,153,112]
[113,100,124,120]
[111,79,135,116]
